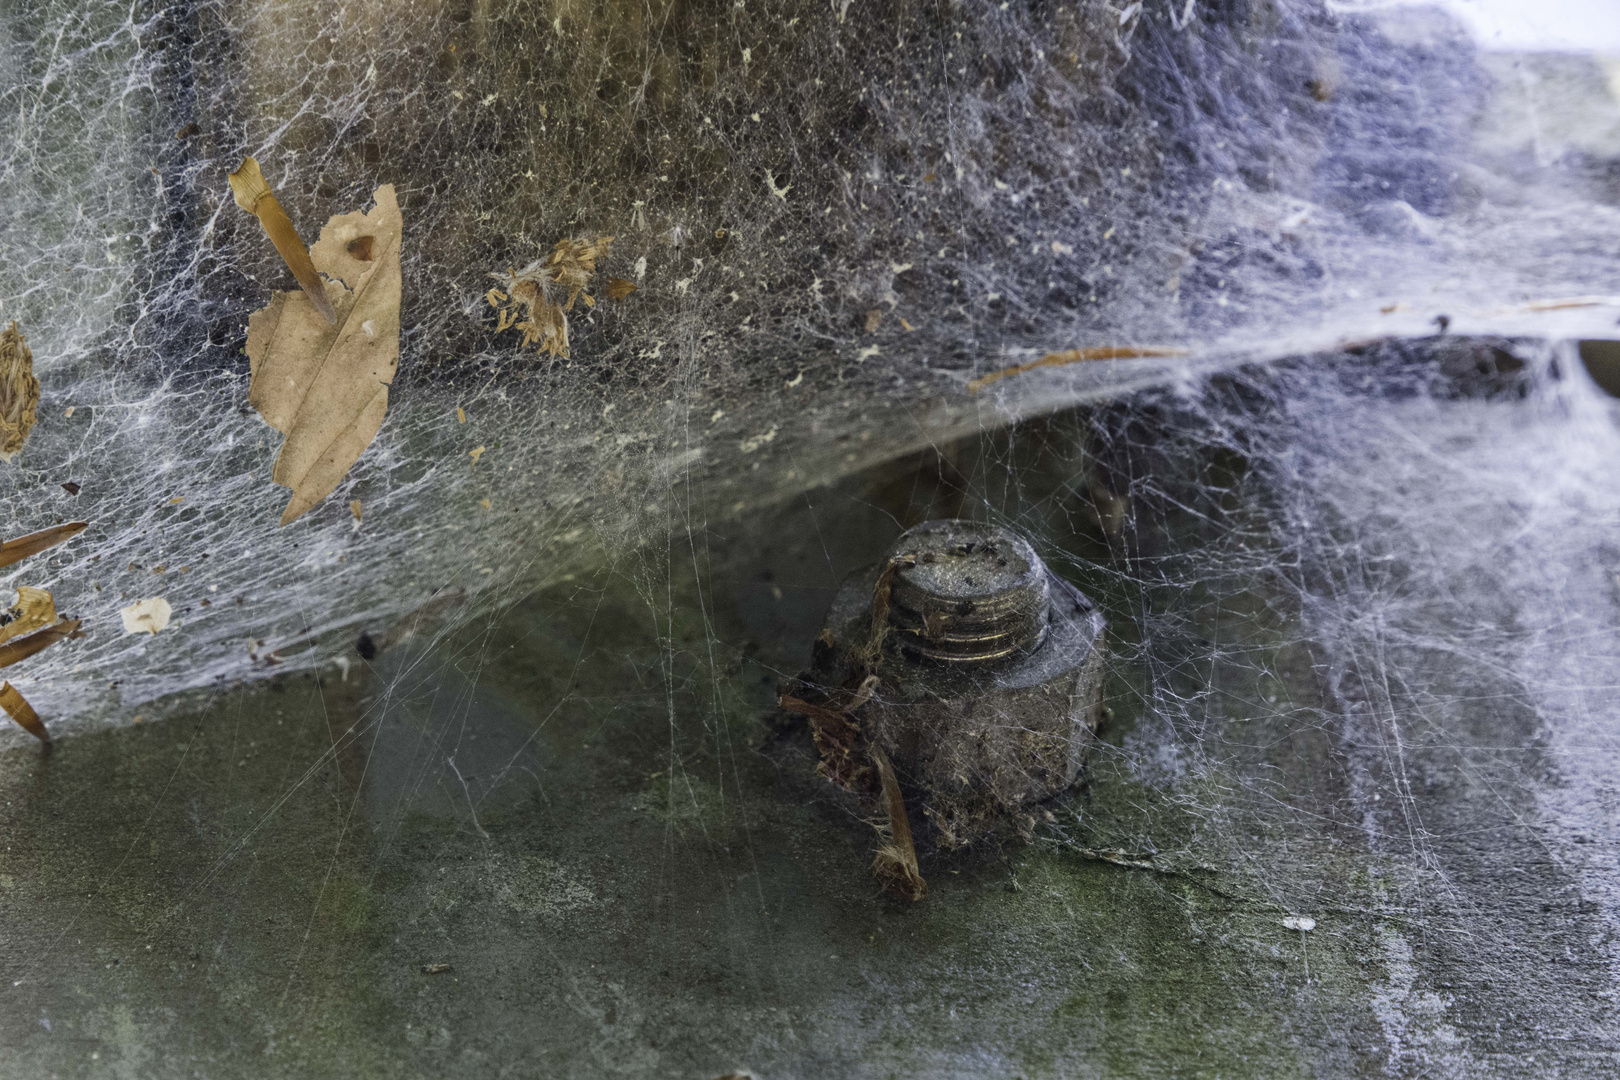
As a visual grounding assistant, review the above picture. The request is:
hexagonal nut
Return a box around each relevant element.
[808,560,1106,849]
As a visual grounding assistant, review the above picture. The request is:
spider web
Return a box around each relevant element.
[1,0,1619,1073]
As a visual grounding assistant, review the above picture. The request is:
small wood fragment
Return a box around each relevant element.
[967,346,1191,393]
[61,482,80,496]
[421,963,453,974]
[228,157,338,325]
[0,522,87,570]
[0,321,40,462]
[0,681,48,743]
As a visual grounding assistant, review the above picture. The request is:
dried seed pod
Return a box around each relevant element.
[0,321,40,462]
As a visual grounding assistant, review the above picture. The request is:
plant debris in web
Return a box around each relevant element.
[245,184,402,525]
[0,321,39,462]
[0,614,79,670]
[870,747,927,902]
[0,522,87,742]
[486,236,614,357]
[967,346,1191,393]
[0,587,61,647]
[228,157,338,326]
[0,522,86,569]
[120,597,171,636]
[0,681,47,743]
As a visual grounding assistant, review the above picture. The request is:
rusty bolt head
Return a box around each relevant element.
[803,519,1107,848]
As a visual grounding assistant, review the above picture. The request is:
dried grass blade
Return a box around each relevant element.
[968,345,1191,393]
[229,157,338,326]
[0,522,87,569]
[0,618,80,669]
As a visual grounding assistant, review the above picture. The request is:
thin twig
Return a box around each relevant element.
[968,346,1190,393]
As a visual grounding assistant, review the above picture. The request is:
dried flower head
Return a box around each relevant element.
[487,236,614,358]
[0,321,40,462]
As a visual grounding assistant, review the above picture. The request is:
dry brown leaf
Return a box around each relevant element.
[0,681,47,743]
[0,522,86,570]
[229,157,339,325]
[0,321,40,462]
[0,587,57,647]
[246,184,402,525]
[606,277,638,301]
[967,345,1192,393]
[0,618,80,669]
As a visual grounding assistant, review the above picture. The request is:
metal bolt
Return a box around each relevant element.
[790,518,1107,849]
